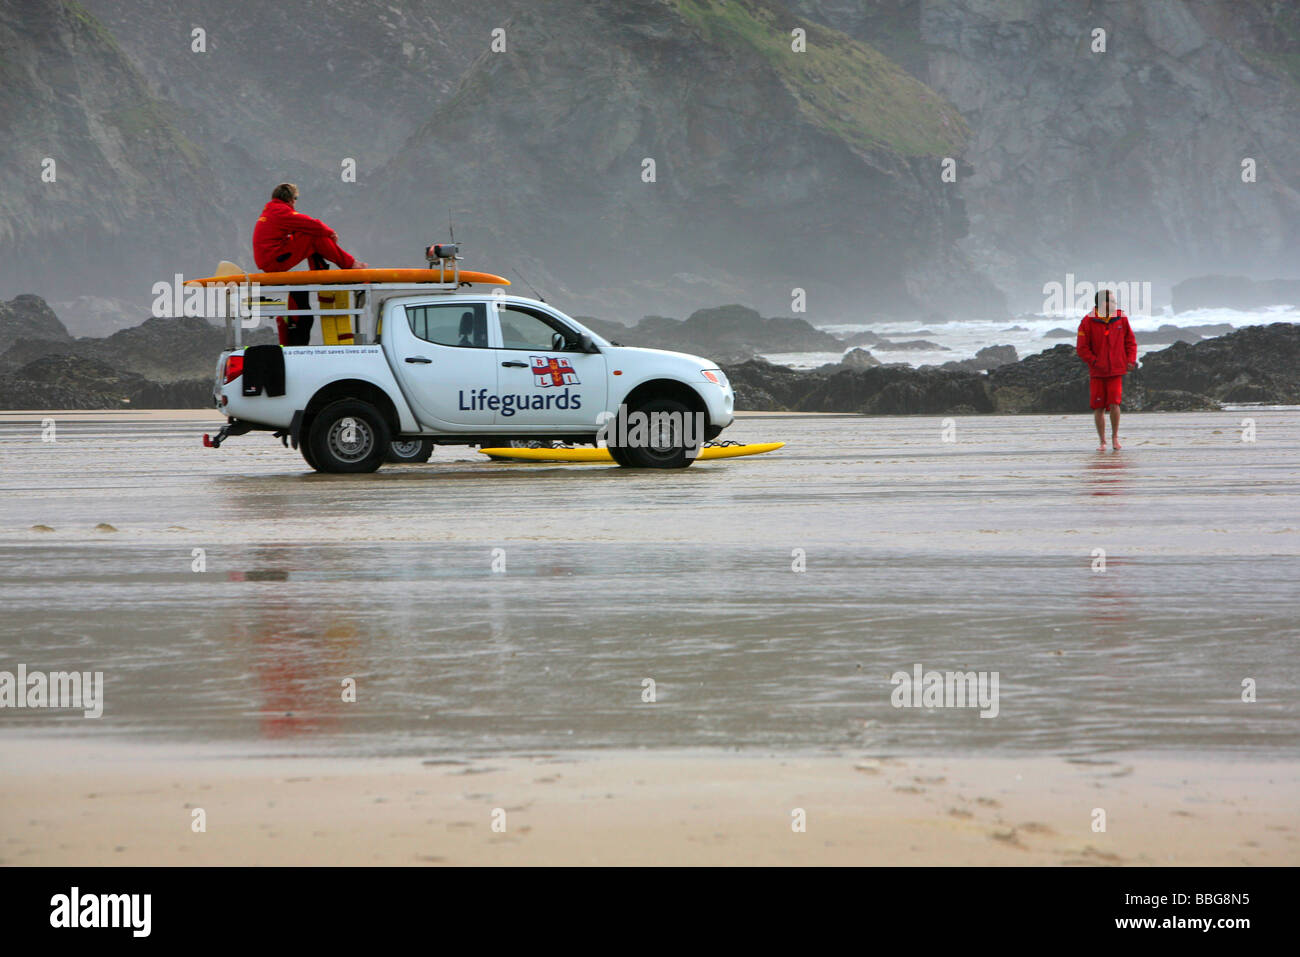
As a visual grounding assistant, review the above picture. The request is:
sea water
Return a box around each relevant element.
[767,305,1300,370]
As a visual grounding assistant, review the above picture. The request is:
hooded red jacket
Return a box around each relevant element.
[1076,309,1138,378]
[252,199,347,272]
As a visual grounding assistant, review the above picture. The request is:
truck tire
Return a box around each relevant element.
[608,396,699,469]
[300,435,322,471]
[386,438,435,463]
[307,399,391,473]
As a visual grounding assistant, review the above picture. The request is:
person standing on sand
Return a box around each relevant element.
[1076,289,1138,450]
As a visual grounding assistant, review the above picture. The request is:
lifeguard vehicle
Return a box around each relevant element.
[196,244,735,473]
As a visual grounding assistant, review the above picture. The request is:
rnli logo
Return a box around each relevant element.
[531,355,579,387]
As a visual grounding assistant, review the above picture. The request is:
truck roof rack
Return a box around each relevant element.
[202,280,484,350]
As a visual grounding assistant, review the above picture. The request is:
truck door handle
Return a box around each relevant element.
[405,356,432,364]
[501,360,529,368]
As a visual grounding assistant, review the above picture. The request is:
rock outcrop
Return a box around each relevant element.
[0,355,208,410]
[1,315,276,381]
[1137,322,1300,403]
[937,343,1017,372]
[582,304,845,359]
[723,324,1298,414]
[0,295,73,353]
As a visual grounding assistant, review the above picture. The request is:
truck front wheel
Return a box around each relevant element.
[609,397,700,469]
[307,399,391,473]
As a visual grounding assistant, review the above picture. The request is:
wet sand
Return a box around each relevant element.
[2,409,1298,864]
[2,739,1295,866]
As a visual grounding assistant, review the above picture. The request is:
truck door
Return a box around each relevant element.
[492,302,607,430]
[387,300,499,428]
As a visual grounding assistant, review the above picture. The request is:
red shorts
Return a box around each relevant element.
[1089,375,1123,410]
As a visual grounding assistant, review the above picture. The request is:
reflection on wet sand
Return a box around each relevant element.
[1084,452,1130,497]
[1,412,1297,760]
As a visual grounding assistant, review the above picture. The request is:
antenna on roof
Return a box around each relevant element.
[513,267,546,303]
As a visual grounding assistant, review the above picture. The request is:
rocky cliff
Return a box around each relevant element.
[364,0,996,321]
[784,0,1300,312]
[4,0,1299,327]
[0,0,234,306]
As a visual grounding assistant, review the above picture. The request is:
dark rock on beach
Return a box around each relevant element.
[1,315,276,381]
[584,304,845,359]
[839,330,888,348]
[813,348,881,374]
[723,358,992,415]
[1137,323,1300,404]
[937,344,1018,373]
[1139,322,1236,345]
[723,324,1299,415]
[0,355,208,410]
[873,339,949,352]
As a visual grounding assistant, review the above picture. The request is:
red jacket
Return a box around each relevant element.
[1076,309,1137,377]
[252,199,338,271]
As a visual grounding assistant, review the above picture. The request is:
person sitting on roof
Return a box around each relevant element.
[252,183,367,346]
[252,182,366,274]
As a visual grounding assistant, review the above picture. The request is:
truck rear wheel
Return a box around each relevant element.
[609,397,700,469]
[307,399,390,473]
[386,438,434,463]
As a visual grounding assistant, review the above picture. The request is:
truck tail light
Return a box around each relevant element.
[223,354,244,383]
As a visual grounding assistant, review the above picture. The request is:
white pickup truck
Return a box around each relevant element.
[205,272,735,472]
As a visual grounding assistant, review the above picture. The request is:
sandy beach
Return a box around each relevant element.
[1,739,1295,866]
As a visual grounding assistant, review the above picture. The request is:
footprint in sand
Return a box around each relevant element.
[893,786,926,795]
[948,808,974,819]
[975,797,1001,808]
[1018,822,1056,836]
[1076,844,1123,863]
[989,828,1027,850]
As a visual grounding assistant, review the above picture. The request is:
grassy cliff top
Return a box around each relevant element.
[670,0,967,157]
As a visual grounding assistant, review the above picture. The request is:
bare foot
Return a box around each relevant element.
[1112,437,1122,450]
[1097,440,1107,451]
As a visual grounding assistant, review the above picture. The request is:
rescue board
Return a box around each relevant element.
[185,268,510,287]
[479,442,785,463]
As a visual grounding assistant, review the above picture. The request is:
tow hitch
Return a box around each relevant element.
[203,420,253,449]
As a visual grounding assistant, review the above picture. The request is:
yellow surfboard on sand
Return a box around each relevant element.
[479,442,785,463]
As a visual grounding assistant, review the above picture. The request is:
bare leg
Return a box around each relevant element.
[1110,405,1121,449]
[1093,408,1106,449]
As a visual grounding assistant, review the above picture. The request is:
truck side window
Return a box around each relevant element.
[406,302,488,347]
[498,304,579,351]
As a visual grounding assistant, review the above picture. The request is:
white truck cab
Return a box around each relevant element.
[205,276,734,472]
